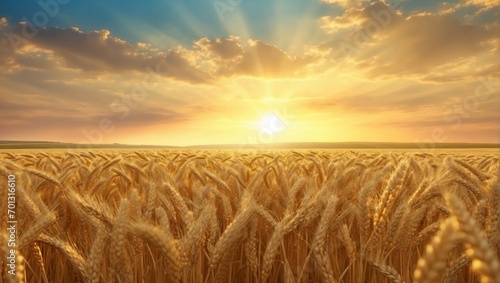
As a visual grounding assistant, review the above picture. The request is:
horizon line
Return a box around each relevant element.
[1,140,499,149]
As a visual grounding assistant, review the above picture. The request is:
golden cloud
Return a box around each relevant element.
[319,1,498,81]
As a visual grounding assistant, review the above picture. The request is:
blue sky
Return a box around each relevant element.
[0,0,336,50]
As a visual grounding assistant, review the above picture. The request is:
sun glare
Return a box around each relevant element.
[260,113,285,134]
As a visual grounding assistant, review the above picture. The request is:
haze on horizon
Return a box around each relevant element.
[0,0,499,147]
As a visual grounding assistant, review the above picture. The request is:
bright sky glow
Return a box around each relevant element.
[0,0,498,146]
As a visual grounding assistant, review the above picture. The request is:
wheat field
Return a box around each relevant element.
[0,149,499,283]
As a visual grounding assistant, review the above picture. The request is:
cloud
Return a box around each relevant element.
[0,103,186,143]
[191,37,320,77]
[462,0,499,10]
[0,17,7,29]
[309,82,458,113]
[194,36,244,60]
[381,114,500,129]
[219,40,319,77]
[320,10,367,32]
[319,1,498,81]
[0,36,16,70]
[355,13,496,78]
[4,24,214,83]
[0,69,202,143]
[320,0,367,8]
[320,1,403,32]
[2,25,320,83]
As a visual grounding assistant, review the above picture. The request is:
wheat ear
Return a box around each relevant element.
[446,193,500,283]
[126,223,180,283]
[443,254,471,283]
[180,204,214,266]
[15,253,26,283]
[211,199,255,269]
[37,234,90,282]
[414,217,460,283]
[370,260,405,283]
[109,199,132,282]
[309,194,338,283]
[86,223,108,283]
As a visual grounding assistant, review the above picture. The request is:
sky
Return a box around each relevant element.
[0,0,499,146]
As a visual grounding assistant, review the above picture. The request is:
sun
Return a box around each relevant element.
[260,113,285,134]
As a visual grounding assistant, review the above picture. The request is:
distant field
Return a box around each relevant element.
[0,141,174,149]
[1,141,499,149]
[0,149,499,282]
